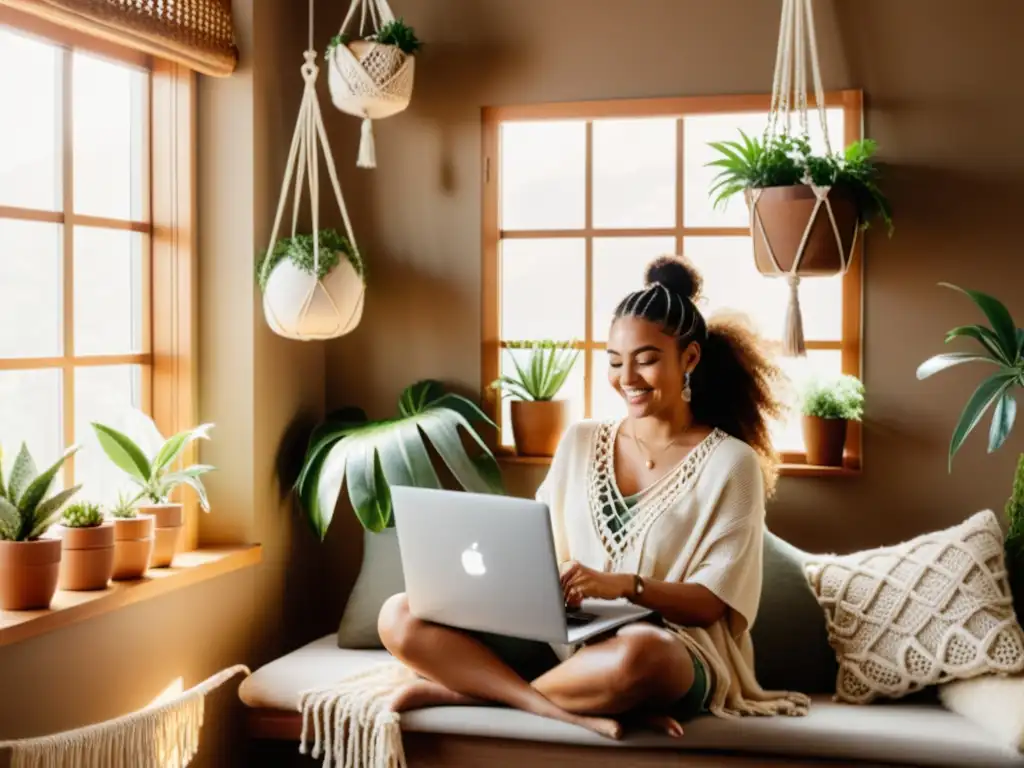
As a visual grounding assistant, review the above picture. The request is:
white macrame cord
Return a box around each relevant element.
[260,0,365,341]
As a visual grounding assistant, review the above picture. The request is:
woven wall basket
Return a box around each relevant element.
[746,185,860,278]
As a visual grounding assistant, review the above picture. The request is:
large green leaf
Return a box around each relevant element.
[178,476,211,512]
[346,443,391,533]
[7,443,37,506]
[92,423,151,482]
[949,372,1018,468]
[28,484,81,540]
[941,283,1019,364]
[0,496,20,540]
[989,392,1017,454]
[152,424,214,474]
[945,325,1009,364]
[916,352,999,380]
[19,444,78,515]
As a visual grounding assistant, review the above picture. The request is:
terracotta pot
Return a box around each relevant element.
[510,400,571,457]
[112,515,155,581]
[139,503,184,568]
[803,415,849,467]
[56,522,115,591]
[746,185,860,277]
[0,538,62,610]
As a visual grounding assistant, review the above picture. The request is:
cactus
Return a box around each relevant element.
[0,443,81,541]
[62,501,104,528]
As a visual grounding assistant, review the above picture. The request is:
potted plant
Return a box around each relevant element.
[55,501,114,591]
[0,444,80,610]
[491,340,581,458]
[91,422,214,568]
[256,229,366,341]
[799,373,864,467]
[326,11,420,167]
[296,380,502,537]
[107,491,154,581]
[917,282,1024,617]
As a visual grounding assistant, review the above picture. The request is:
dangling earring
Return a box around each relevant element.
[682,371,692,403]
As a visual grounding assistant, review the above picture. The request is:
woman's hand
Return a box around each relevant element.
[560,560,631,606]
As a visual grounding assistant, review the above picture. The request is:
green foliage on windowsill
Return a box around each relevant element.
[490,340,581,402]
[800,373,864,421]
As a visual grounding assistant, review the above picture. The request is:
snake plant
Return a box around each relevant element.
[0,443,81,541]
[490,340,581,402]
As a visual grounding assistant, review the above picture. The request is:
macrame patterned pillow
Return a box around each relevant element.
[805,510,1024,704]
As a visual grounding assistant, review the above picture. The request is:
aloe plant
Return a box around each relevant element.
[491,340,581,402]
[296,380,503,537]
[916,283,1023,468]
[0,443,81,541]
[91,422,215,511]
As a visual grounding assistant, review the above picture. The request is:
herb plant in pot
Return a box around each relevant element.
[91,422,214,568]
[55,502,114,591]
[0,444,80,610]
[107,492,154,581]
[799,373,864,467]
[491,340,581,458]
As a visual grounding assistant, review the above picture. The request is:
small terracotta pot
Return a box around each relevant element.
[112,515,155,581]
[56,522,115,591]
[803,415,849,467]
[139,503,184,568]
[746,185,860,277]
[510,400,571,457]
[0,538,62,610]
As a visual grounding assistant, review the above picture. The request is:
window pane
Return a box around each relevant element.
[683,236,842,342]
[499,348,584,448]
[771,351,843,453]
[593,118,676,228]
[500,121,585,231]
[0,27,60,210]
[75,365,143,503]
[591,350,627,423]
[74,228,144,355]
[0,220,63,358]
[592,237,677,342]
[683,109,844,228]
[73,52,146,221]
[0,370,62,474]
[500,239,585,341]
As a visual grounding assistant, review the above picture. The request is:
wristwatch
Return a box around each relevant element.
[632,574,645,601]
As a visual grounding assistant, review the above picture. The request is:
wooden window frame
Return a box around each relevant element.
[0,7,200,543]
[481,90,863,477]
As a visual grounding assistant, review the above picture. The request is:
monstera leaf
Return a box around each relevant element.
[295,380,504,537]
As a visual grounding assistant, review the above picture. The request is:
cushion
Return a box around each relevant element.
[805,509,1024,704]
[940,674,1024,753]
[751,531,838,694]
[337,528,405,648]
[240,635,1024,766]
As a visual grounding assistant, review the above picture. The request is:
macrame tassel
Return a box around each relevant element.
[783,274,806,357]
[357,117,377,169]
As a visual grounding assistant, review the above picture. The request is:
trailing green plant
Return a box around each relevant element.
[0,443,81,542]
[91,422,215,511]
[800,373,864,421]
[490,340,581,402]
[256,229,364,293]
[62,501,103,528]
[325,33,351,60]
[109,491,137,519]
[707,130,894,235]
[325,18,421,59]
[296,380,503,537]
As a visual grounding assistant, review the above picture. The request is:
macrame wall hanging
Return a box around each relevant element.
[327,0,418,168]
[748,0,859,356]
[258,0,366,342]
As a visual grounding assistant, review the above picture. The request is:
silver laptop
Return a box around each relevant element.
[390,486,651,645]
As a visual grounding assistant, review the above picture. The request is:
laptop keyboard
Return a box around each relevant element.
[565,607,599,627]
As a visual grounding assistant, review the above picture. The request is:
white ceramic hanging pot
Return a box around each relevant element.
[328,40,415,122]
[262,257,365,341]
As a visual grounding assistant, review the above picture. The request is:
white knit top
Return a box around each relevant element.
[537,419,810,718]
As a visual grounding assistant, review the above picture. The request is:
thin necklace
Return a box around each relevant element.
[631,420,686,470]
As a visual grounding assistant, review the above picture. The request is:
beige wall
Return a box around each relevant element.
[324,0,1024,556]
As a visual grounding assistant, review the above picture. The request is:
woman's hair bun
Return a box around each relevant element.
[644,255,701,300]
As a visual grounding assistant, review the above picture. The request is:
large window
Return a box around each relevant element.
[0,10,196,517]
[482,92,863,470]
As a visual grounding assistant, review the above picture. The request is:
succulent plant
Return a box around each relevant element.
[0,443,81,541]
[91,422,215,511]
[62,501,104,528]
[109,491,138,519]
[369,18,421,55]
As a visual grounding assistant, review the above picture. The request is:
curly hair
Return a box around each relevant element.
[614,256,787,497]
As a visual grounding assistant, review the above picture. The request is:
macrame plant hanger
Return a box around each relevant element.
[751,0,855,357]
[260,0,365,341]
[327,0,416,168]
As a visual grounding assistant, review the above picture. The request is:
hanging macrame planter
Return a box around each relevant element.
[327,0,418,168]
[749,0,859,356]
[258,0,366,342]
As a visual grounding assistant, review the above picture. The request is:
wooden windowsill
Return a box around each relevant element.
[497,454,861,478]
[0,545,261,648]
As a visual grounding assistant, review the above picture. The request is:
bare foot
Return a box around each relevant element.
[645,714,684,738]
[569,714,623,740]
[390,678,480,712]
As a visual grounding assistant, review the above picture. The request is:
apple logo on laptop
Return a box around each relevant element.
[461,542,486,576]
